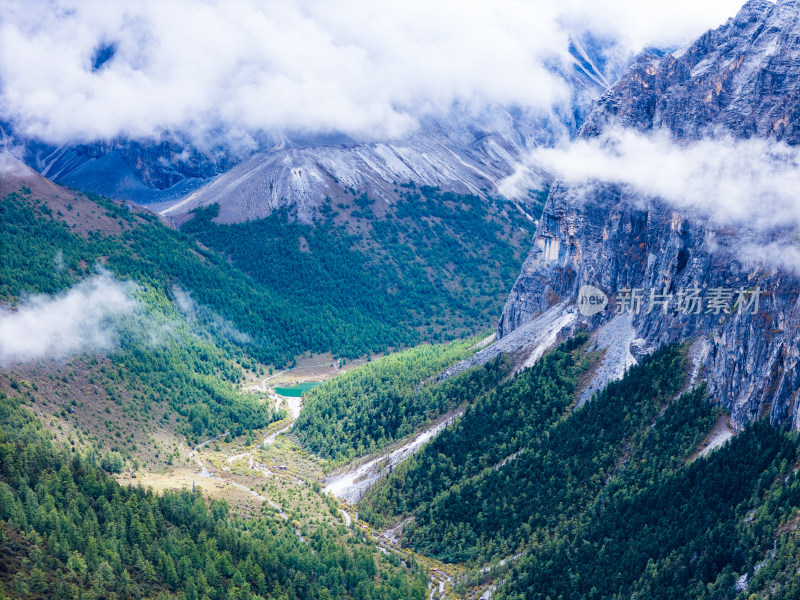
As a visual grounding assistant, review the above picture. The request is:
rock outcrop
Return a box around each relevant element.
[498,0,800,429]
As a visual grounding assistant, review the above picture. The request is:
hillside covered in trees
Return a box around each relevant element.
[181,184,537,351]
[0,176,434,599]
[293,338,511,464]
[351,338,800,600]
[0,389,428,600]
[6,172,800,600]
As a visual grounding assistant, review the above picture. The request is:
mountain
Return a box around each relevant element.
[154,36,623,225]
[0,158,433,600]
[4,37,622,222]
[486,0,800,430]
[1,126,233,204]
[155,105,556,226]
[359,337,800,600]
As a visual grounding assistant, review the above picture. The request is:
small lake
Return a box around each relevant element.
[274,382,322,397]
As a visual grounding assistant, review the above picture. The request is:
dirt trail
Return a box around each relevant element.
[190,438,305,542]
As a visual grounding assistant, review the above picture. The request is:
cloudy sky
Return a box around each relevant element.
[0,0,745,148]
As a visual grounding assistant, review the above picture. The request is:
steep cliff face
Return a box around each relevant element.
[498,0,800,429]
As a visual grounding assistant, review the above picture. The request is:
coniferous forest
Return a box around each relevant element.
[0,390,428,600]
[7,179,800,600]
[8,2,800,599]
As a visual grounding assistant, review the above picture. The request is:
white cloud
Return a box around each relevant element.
[0,0,745,147]
[0,152,34,177]
[740,242,800,275]
[172,286,250,344]
[510,128,800,231]
[553,0,746,54]
[0,273,138,366]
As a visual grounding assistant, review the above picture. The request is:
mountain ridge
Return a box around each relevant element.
[3,36,624,223]
[494,0,800,430]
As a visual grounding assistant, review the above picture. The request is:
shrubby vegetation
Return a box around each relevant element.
[293,339,512,464]
[0,390,428,600]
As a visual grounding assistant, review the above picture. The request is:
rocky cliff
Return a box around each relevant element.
[497,0,800,429]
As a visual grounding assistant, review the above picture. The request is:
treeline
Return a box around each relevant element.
[182,204,420,357]
[1,190,296,367]
[0,390,428,600]
[293,339,511,465]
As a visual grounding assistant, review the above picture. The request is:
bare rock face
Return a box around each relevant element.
[499,0,800,429]
[13,132,239,204]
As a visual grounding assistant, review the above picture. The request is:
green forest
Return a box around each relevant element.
[3,188,299,368]
[1,189,282,449]
[9,178,800,600]
[0,183,435,599]
[293,338,511,464]
[3,184,535,369]
[353,337,800,600]
[0,390,428,600]
[358,333,594,533]
[181,184,537,354]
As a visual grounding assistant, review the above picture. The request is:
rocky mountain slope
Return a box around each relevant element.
[4,37,621,223]
[493,0,800,429]
[155,106,555,225]
[155,38,621,225]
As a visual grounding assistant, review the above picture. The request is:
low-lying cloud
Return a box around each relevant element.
[0,273,139,366]
[0,0,743,147]
[0,152,35,177]
[508,128,800,231]
[172,287,250,344]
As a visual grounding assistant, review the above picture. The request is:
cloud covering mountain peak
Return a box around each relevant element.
[0,0,744,148]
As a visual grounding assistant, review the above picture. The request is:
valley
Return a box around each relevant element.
[6,1,800,599]
[109,356,471,600]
